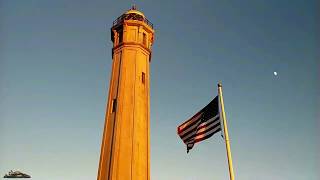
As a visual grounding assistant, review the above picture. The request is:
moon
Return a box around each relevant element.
[273,71,278,76]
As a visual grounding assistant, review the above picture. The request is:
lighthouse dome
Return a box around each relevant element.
[125,6,145,18]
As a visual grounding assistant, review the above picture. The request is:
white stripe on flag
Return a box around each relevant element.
[194,125,221,141]
[178,112,203,132]
[196,117,220,134]
[181,114,220,141]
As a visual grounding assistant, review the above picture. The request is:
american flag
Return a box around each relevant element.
[177,96,222,153]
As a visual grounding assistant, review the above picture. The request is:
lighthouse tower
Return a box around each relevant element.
[97,6,155,180]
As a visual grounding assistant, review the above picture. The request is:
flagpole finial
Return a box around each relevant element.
[218,81,222,87]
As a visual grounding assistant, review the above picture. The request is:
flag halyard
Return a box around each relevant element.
[177,96,222,153]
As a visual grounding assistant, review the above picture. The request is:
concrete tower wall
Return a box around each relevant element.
[97,8,154,180]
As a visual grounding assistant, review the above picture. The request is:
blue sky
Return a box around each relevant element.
[0,0,319,179]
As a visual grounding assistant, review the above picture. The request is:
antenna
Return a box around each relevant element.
[132,4,137,10]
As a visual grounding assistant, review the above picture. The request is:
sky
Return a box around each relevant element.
[0,0,319,179]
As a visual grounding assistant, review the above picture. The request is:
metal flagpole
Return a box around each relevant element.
[218,82,235,180]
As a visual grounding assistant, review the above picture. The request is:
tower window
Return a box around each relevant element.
[112,98,117,112]
[119,31,123,43]
[143,33,147,46]
[142,72,145,84]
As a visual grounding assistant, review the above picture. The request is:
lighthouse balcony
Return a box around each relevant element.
[112,13,153,29]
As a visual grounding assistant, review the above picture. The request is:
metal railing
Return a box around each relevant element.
[112,14,154,29]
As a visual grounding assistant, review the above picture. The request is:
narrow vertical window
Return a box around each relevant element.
[142,72,145,84]
[143,33,147,46]
[112,99,117,112]
[119,31,123,43]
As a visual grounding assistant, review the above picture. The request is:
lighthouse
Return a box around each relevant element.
[97,6,155,180]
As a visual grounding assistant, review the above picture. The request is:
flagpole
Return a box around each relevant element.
[218,82,235,180]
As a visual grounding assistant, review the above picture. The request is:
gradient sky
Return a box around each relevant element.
[0,0,319,180]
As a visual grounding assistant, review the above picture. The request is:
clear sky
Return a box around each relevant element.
[0,0,319,179]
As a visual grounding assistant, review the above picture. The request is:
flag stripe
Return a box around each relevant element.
[177,96,221,153]
[185,125,221,144]
[194,127,221,143]
[178,115,203,137]
[194,124,221,141]
[179,114,219,138]
[183,122,221,143]
[194,115,219,132]
[194,117,220,135]
[177,112,203,133]
[181,115,220,141]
